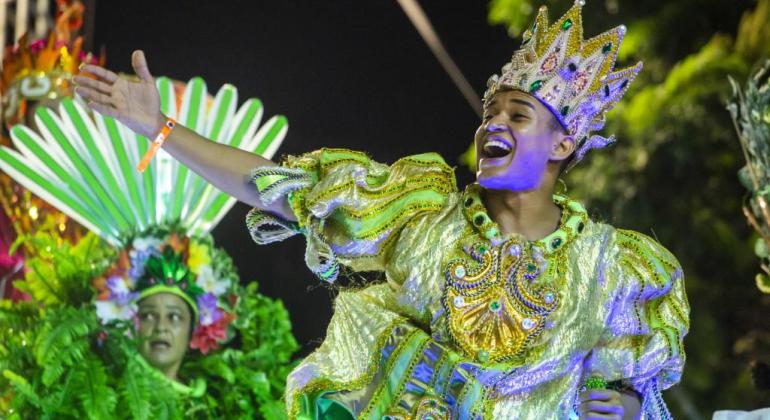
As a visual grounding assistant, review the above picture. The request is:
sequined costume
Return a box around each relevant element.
[247,148,689,419]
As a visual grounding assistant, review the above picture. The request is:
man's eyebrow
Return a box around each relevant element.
[510,98,536,111]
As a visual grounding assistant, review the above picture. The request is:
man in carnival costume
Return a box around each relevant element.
[0,62,297,417]
[72,1,689,418]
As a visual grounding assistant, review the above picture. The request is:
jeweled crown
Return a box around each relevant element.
[483,0,642,166]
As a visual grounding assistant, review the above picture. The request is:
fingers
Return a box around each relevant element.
[88,101,121,118]
[73,75,113,94]
[578,389,624,420]
[80,64,119,83]
[75,86,115,107]
[579,389,620,402]
[578,413,621,420]
[581,399,624,414]
[131,50,154,82]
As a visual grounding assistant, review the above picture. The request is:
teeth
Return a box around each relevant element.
[483,139,512,152]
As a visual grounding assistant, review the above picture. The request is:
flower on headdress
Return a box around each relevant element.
[195,265,228,297]
[132,236,163,252]
[197,292,223,326]
[129,237,162,280]
[190,313,233,354]
[187,241,211,275]
[106,275,139,305]
[95,275,139,324]
[164,233,188,255]
[95,299,136,324]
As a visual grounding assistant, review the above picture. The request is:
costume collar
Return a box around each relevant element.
[460,183,588,255]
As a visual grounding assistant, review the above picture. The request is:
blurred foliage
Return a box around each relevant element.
[486,0,770,417]
[0,230,298,419]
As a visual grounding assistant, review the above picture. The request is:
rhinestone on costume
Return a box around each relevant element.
[464,197,474,207]
[509,244,522,257]
[561,106,570,116]
[602,42,613,54]
[562,19,573,30]
[551,237,562,249]
[578,222,585,232]
[544,292,555,304]
[522,318,536,330]
[479,245,487,254]
[454,265,467,279]
[453,296,466,308]
[489,300,502,312]
[526,263,537,273]
[474,215,485,226]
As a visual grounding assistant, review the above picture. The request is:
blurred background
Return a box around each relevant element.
[3,0,770,416]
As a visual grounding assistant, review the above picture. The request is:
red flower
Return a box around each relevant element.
[190,312,233,354]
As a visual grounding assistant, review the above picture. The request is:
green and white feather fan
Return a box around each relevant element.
[0,76,287,245]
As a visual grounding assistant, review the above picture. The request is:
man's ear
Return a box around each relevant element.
[550,132,576,162]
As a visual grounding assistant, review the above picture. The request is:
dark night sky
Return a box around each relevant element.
[93,0,521,355]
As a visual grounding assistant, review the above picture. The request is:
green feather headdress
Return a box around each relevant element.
[0,77,287,347]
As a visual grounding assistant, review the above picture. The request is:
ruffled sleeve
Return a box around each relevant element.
[246,148,456,283]
[586,229,689,419]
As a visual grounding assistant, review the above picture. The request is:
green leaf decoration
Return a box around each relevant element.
[119,357,152,420]
[33,307,96,386]
[3,370,42,408]
[72,355,117,419]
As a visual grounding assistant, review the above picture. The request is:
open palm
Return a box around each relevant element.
[74,50,165,138]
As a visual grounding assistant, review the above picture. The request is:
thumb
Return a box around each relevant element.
[131,50,154,82]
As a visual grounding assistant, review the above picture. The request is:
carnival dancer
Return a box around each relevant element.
[0,73,297,417]
[71,1,688,418]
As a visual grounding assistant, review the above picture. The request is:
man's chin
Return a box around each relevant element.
[476,171,508,190]
[476,171,539,192]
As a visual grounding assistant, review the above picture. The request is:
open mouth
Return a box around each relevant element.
[150,338,171,350]
[481,136,513,159]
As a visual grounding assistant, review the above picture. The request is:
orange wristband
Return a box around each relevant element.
[137,117,176,173]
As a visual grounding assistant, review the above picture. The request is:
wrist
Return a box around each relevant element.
[149,114,168,139]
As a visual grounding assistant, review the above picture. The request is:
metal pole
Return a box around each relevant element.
[13,0,27,43]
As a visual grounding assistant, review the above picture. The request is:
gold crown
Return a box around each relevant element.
[483,0,642,165]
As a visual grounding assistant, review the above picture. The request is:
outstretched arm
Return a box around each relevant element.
[73,50,295,221]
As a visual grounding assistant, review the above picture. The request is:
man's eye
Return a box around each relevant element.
[169,313,181,322]
[511,113,528,120]
[140,313,154,321]
[483,114,493,121]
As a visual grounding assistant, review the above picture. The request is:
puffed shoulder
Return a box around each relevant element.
[247,148,457,282]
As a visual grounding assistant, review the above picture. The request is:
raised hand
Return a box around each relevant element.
[74,50,166,139]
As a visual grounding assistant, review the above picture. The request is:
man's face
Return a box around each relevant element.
[475,90,567,191]
[137,292,192,374]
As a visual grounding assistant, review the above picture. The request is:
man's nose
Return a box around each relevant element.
[486,121,507,132]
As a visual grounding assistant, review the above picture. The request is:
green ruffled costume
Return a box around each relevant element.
[247,149,689,419]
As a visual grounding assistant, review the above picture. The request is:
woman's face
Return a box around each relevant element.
[137,292,192,377]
